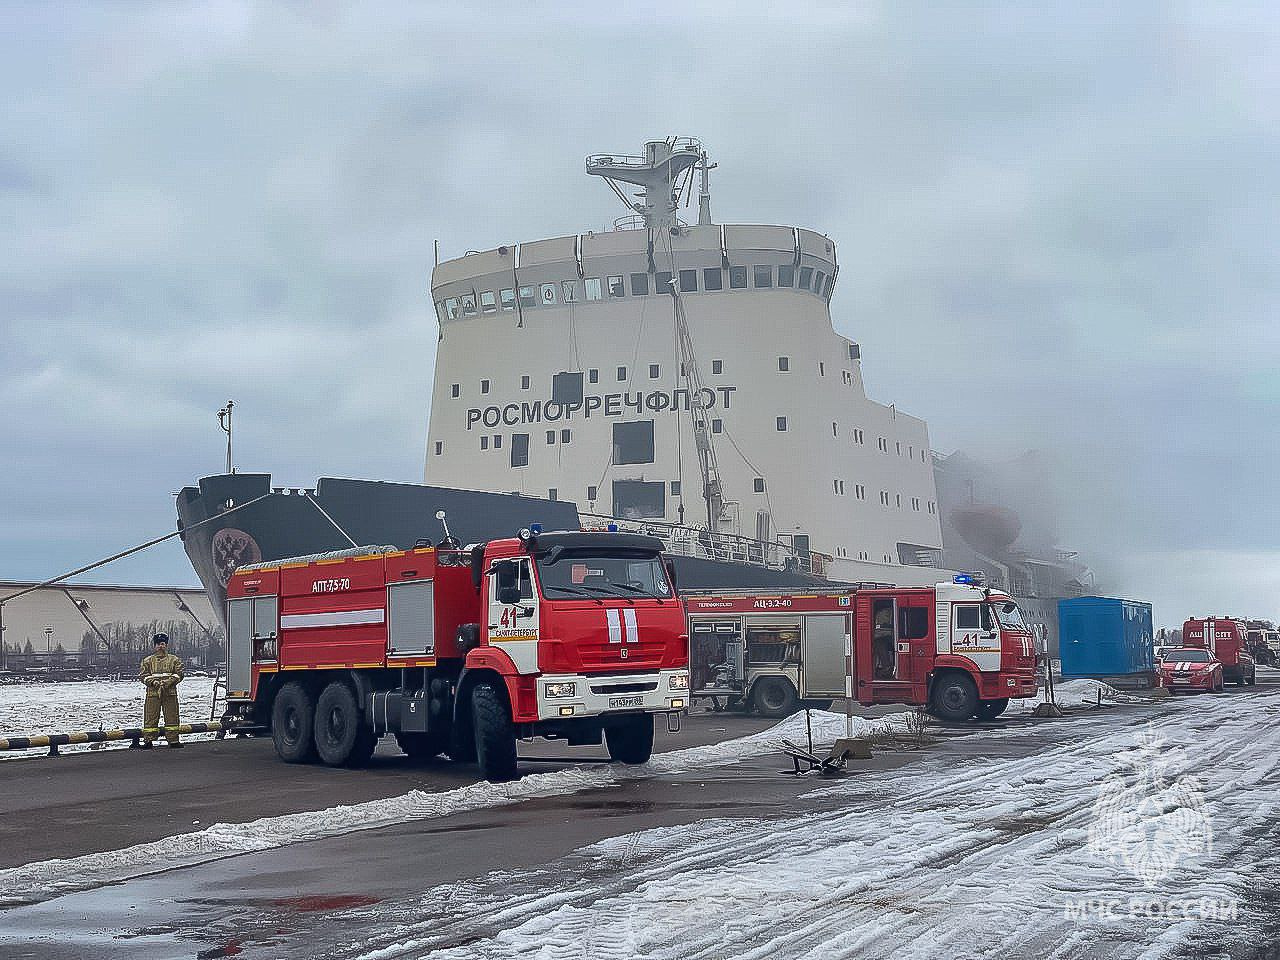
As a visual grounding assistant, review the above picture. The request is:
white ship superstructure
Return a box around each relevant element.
[425,138,943,579]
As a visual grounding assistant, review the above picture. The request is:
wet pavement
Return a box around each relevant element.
[2,678,1277,959]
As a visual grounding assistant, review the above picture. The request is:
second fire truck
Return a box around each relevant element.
[685,576,1039,721]
[224,526,689,781]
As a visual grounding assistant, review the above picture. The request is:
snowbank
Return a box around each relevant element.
[1004,678,1156,714]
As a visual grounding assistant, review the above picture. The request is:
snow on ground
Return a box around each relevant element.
[314,693,1279,960]
[1004,678,1159,714]
[0,706,916,907]
[0,677,219,758]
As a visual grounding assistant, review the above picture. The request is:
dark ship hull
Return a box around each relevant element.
[177,473,830,624]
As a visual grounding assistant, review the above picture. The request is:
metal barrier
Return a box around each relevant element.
[0,720,233,757]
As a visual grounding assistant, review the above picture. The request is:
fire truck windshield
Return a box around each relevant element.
[536,551,672,600]
[990,601,1028,631]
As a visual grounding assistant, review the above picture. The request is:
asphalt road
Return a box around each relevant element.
[1,678,1276,960]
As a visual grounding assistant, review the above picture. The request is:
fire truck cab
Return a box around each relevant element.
[685,577,1039,722]
[224,527,689,781]
[1184,617,1257,686]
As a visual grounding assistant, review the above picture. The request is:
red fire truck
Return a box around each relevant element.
[1183,617,1257,686]
[685,576,1039,722]
[224,528,689,781]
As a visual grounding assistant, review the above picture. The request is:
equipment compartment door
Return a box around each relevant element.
[388,580,435,656]
[800,615,849,698]
[227,598,253,694]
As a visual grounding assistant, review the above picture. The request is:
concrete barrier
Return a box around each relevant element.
[0,721,231,756]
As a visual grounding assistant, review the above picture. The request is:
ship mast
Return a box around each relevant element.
[586,138,726,533]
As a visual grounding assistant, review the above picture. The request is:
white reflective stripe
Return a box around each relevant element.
[281,608,386,629]
[606,609,622,644]
[623,608,638,643]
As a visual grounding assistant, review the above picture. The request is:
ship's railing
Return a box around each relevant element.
[579,513,832,577]
[586,137,704,171]
[613,214,647,231]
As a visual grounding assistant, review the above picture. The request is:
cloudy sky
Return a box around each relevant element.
[1,1,1276,627]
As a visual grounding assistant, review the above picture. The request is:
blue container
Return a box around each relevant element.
[1057,597,1154,678]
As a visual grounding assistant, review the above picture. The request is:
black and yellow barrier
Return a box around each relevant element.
[0,721,231,756]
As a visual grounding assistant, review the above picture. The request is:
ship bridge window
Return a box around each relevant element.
[612,420,655,465]
[753,265,773,288]
[562,280,579,303]
[585,278,603,301]
[608,275,625,298]
[540,283,558,305]
[500,288,515,311]
[461,295,477,316]
[824,275,835,298]
[511,434,529,467]
[613,479,665,519]
[778,264,795,287]
[703,267,723,291]
[729,266,747,289]
[630,273,649,296]
[480,291,497,313]
[444,297,460,319]
[797,266,813,290]
[518,286,536,307]
[656,271,673,293]
[679,269,698,292]
[813,270,825,294]
[552,371,584,405]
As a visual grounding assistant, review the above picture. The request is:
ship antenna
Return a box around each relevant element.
[697,149,716,226]
[217,400,234,474]
[585,138,706,233]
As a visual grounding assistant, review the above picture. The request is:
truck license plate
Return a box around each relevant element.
[609,695,643,709]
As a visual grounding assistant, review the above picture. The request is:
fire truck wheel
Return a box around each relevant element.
[751,677,800,718]
[396,730,449,761]
[315,681,372,767]
[929,673,978,723]
[272,682,317,763]
[605,714,655,764]
[974,698,1008,720]
[472,682,518,782]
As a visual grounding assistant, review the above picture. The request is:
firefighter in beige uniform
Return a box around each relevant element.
[139,633,185,748]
